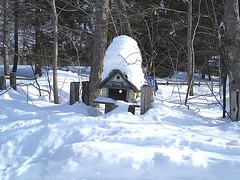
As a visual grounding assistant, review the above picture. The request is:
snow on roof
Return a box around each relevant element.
[101,35,145,89]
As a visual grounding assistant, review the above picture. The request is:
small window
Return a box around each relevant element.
[117,76,120,79]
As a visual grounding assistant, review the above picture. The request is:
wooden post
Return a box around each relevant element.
[128,105,135,115]
[10,72,17,90]
[0,75,6,90]
[70,82,76,105]
[141,85,153,115]
[70,82,80,105]
[230,91,239,121]
[105,103,117,113]
[82,81,90,105]
[75,82,80,101]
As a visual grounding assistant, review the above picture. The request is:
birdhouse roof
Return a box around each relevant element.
[98,69,140,92]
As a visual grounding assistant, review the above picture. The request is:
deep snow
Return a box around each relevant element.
[0,65,240,180]
[101,35,145,89]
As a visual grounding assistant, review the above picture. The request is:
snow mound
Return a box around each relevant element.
[101,35,145,89]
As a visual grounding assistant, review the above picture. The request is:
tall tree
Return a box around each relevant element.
[185,0,194,105]
[88,0,110,106]
[3,0,10,76]
[51,0,59,104]
[34,2,44,77]
[224,0,240,121]
[12,0,19,72]
[116,0,132,37]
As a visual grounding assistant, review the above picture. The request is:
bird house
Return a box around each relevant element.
[98,69,140,102]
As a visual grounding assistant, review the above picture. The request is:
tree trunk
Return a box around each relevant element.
[3,0,10,76]
[219,24,228,118]
[34,7,43,77]
[185,0,194,105]
[51,0,59,104]
[187,0,194,96]
[88,0,110,106]
[224,0,240,121]
[116,0,132,37]
[12,0,19,72]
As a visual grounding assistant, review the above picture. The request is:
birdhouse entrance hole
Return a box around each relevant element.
[108,88,127,101]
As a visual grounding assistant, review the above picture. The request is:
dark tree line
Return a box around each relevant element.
[1,0,240,121]
[1,0,224,76]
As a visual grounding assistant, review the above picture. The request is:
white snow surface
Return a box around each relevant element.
[1,65,240,180]
[101,35,145,89]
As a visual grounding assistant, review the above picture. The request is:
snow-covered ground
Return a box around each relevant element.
[0,65,240,180]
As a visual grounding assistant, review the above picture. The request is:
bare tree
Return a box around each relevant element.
[187,0,194,96]
[51,0,59,104]
[88,0,110,106]
[3,0,10,76]
[224,0,240,121]
[184,0,194,105]
[116,0,132,37]
[34,4,43,77]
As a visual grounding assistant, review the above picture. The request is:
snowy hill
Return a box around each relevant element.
[0,66,240,180]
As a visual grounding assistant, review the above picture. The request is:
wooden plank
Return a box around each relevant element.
[6,76,35,80]
[93,100,115,105]
[157,82,219,86]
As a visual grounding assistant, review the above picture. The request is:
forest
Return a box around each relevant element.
[1,0,240,120]
[0,0,224,76]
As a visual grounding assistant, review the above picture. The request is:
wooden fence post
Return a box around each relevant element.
[0,75,6,90]
[10,72,17,90]
[82,81,90,105]
[230,90,240,121]
[70,82,76,105]
[75,82,80,101]
[70,82,80,105]
[141,84,153,115]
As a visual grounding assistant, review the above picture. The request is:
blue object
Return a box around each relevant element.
[145,75,158,92]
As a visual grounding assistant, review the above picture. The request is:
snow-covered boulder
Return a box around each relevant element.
[101,35,145,90]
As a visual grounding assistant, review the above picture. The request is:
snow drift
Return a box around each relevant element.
[0,67,240,180]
